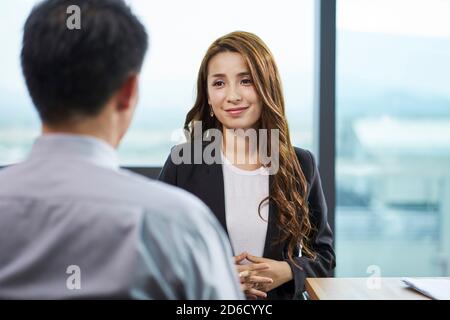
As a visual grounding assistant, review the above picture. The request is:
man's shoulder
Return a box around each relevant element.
[0,162,212,228]
[114,168,213,224]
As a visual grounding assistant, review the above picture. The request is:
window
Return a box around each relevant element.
[336,0,450,277]
[0,0,316,166]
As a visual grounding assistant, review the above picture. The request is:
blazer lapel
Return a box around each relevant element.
[203,162,228,236]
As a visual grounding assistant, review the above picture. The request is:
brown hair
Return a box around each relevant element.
[184,31,316,263]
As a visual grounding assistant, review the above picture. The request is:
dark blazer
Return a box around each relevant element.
[158,143,336,300]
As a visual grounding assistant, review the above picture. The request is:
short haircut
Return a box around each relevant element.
[21,0,148,124]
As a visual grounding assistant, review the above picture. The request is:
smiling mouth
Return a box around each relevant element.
[225,106,249,116]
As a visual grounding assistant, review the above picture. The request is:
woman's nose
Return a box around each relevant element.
[226,85,242,104]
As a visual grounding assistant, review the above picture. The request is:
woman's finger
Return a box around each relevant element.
[237,263,270,279]
[236,264,249,273]
[246,253,266,263]
[234,252,247,264]
[248,263,270,272]
[237,262,269,273]
[248,275,273,284]
[245,287,267,299]
[239,270,250,279]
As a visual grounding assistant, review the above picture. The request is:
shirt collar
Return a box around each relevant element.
[29,133,120,170]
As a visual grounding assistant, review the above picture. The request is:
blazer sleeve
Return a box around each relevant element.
[158,152,178,186]
[283,149,336,299]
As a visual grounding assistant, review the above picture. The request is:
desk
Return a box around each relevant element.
[305,277,449,300]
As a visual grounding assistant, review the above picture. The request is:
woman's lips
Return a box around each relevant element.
[225,106,249,116]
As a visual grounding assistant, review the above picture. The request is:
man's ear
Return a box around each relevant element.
[117,74,138,111]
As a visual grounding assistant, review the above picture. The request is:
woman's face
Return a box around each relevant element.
[207,51,262,130]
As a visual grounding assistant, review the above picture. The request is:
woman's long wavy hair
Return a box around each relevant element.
[184,31,316,263]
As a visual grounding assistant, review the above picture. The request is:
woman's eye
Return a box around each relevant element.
[241,79,253,85]
[213,80,225,87]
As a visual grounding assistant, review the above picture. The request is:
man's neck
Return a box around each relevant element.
[42,121,119,149]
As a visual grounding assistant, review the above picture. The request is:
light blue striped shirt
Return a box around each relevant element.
[0,134,243,299]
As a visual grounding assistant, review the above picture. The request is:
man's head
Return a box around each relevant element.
[21,0,148,146]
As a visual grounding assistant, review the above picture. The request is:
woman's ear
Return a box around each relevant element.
[207,90,212,106]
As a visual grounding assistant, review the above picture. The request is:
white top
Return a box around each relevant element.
[222,152,269,259]
[0,134,243,300]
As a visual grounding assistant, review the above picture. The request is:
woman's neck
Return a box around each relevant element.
[222,127,262,171]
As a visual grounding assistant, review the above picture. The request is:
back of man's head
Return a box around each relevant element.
[21,0,148,126]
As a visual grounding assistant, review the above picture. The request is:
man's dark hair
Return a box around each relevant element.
[21,0,148,124]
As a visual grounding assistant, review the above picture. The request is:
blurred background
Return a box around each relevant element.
[0,0,449,277]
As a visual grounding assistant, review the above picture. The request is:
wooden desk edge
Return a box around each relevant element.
[305,277,450,300]
[305,278,320,300]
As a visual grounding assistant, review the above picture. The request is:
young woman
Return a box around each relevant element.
[159,31,335,300]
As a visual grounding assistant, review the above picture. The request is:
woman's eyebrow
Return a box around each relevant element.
[209,71,250,78]
[210,73,226,78]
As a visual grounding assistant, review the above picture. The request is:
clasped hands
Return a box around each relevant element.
[235,252,293,299]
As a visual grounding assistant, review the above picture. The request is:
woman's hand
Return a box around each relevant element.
[234,252,273,299]
[244,253,293,293]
